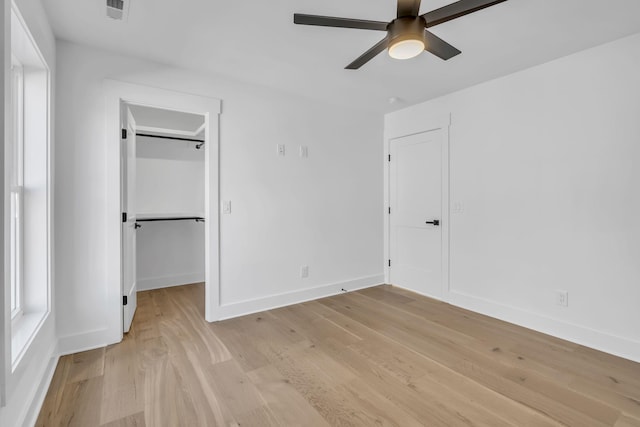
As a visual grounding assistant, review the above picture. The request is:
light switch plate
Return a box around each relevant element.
[299,146,308,158]
[222,200,231,214]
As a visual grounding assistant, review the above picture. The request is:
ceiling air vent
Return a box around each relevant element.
[106,0,130,21]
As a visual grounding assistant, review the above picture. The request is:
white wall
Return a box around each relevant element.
[0,0,57,426]
[136,135,205,216]
[55,41,384,352]
[385,33,640,362]
[136,135,205,290]
[136,221,205,291]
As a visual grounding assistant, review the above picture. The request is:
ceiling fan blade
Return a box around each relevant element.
[423,30,462,60]
[397,0,422,17]
[421,0,507,28]
[345,37,389,70]
[294,14,388,31]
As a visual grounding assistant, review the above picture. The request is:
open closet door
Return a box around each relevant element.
[122,107,138,333]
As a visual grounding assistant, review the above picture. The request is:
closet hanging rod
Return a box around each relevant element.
[136,217,205,222]
[136,133,204,143]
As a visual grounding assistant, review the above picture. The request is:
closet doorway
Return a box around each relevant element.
[121,103,207,332]
[105,80,221,343]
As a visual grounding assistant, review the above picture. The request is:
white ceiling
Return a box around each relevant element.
[43,0,640,114]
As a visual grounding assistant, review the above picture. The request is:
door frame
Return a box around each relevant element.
[105,80,222,344]
[384,113,451,302]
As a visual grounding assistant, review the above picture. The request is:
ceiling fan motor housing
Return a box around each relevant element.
[388,17,426,45]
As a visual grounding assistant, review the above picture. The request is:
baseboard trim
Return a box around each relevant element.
[215,274,385,321]
[22,351,59,427]
[57,328,119,356]
[137,272,204,291]
[447,289,640,363]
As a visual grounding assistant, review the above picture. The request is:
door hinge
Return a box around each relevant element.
[388,207,391,214]
[388,154,391,162]
[123,295,128,306]
[122,212,127,223]
[388,259,391,267]
[122,128,127,139]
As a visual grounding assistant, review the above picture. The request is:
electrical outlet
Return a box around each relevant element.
[556,290,568,307]
[277,144,285,156]
[300,265,309,278]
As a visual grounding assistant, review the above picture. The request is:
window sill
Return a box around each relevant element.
[11,310,48,371]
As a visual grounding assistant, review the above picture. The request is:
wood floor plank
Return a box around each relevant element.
[164,294,232,364]
[357,285,416,303]
[100,332,145,425]
[37,283,640,426]
[143,356,201,427]
[323,329,556,427]
[67,347,106,383]
[335,377,425,427]
[232,405,280,427]
[568,377,640,420]
[615,414,640,427]
[207,321,272,372]
[35,355,72,427]
[332,344,503,427]
[164,331,229,426]
[261,339,394,426]
[209,311,304,373]
[101,411,146,427]
[54,376,104,427]
[247,364,331,427]
[614,414,640,427]
[207,359,269,425]
[271,304,362,347]
[512,340,640,399]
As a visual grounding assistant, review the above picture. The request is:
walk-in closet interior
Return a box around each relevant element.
[128,105,206,293]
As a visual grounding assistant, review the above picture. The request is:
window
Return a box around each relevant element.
[9,4,52,368]
[10,55,25,321]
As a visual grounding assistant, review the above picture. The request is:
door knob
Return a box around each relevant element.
[425,219,440,226]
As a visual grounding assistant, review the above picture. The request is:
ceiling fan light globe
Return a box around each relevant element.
[388,39,425,60]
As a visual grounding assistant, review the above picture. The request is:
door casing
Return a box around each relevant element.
[105,80,221,345]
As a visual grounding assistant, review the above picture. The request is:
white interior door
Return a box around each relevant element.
[389,130,444,299]
[122,107,138,332]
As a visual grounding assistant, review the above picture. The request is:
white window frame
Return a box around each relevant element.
[10,54,25,323]
[9,2,52,370]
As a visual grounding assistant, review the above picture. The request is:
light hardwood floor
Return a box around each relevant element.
[36,284,640,426]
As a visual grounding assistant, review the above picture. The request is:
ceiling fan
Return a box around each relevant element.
[293,0,507,69]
